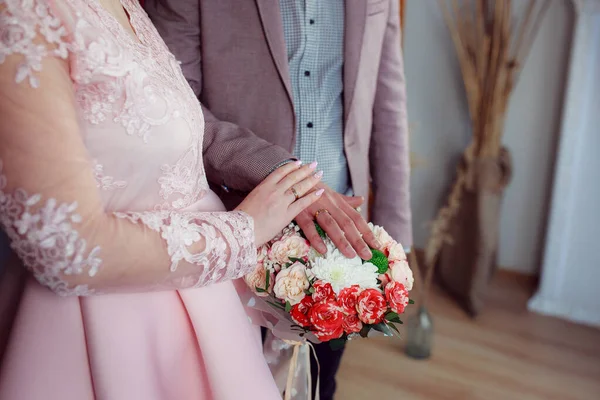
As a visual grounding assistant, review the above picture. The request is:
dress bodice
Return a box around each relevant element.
[63,0,209,211]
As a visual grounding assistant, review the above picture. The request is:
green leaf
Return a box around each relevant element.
[328,337,347,351]
[387,322,401,335]
[267,300,285,310]
[385,311,399,321]
[265,270,270,289]
[359,325,372,338]
[408,299,415,305]
[304,289,313,295]
[314,222,327,239]
[289,257,306,265]
[285,301,292,312]
[255,287,266,293]
[385,312,403,324]
[365,249,389,274]
[372,322,392,334]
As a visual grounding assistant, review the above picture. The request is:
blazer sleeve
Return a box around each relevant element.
[144,0,295,193]
[369,0,413,247]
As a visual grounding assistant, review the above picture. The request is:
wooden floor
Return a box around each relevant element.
[336,273,600,400]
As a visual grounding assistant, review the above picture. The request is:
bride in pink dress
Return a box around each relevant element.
[0,0,325,398]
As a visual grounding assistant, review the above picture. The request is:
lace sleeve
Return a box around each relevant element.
[0,0,257,296]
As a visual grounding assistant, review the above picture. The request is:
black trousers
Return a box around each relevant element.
[261,328,346,400]
[310,341,346,400]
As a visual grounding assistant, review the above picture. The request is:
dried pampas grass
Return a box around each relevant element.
[420,0,549,301]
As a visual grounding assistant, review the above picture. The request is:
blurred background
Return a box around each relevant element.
[335,1,600,399]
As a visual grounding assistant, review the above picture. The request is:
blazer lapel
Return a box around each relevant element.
[255,0,294,106]
[343,1,367,124]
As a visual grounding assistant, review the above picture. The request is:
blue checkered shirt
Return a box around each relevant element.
[279,0,350,194]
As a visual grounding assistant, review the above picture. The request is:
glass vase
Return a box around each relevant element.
[404,306,433,359]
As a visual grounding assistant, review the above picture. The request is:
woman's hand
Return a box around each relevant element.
[235,161,324,246]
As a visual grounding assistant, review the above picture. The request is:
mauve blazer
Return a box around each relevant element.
[145,0,413,246]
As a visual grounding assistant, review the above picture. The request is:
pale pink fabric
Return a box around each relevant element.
[0,0,280,398]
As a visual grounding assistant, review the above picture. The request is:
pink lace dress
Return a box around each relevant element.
[0,0,280,398]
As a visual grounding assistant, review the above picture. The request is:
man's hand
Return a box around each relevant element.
[294,183,382,259]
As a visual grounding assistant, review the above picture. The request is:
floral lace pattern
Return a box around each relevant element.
[94,163,127,190]
[114,210,256,287]
[0,0,70,87]
[80,0,208,209]
[0,162,101,296]
[0,0,258,295]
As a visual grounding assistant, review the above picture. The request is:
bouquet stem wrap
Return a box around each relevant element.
[263,331,320,400]
[283,340,319,400]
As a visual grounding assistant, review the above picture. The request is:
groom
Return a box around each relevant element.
[146,1,412,398]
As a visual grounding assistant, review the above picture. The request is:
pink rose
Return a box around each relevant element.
[356,289,387,325]
[389,259,414,291]
[268,234,310,265]
[369,224,394,250]
[273,262,310,305]
[385,281,410,314]
[337,285,362,315]
[386,242,407,262]
[244,261,272,297]
[378,273,391,288]
[342,314,363,334]
[312,281,335,303]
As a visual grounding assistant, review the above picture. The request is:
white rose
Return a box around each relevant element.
[273,262,310,305]
[268,235,310,265]
[389,259,414,291]
[387,242,407,262]
[244,262,272,297]
[368,223,394,249]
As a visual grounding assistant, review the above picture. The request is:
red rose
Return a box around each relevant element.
[356,289,387,324]
[385,281,409,314]
[338,285,362,315]
[290,296,314,327]
[342,314,363,334]
[312,280,335,303]
[314,328,344,342]
[309,300,344,342]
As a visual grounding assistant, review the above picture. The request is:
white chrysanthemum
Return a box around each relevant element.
[311,246,379,294]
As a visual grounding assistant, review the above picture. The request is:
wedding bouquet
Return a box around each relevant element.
[244,221,414,349]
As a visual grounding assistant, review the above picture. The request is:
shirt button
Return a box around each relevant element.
[307,122,314,128]
[309,19,315,24]
[304,71,311,77]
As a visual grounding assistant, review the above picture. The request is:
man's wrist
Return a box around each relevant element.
[268,158,298,175]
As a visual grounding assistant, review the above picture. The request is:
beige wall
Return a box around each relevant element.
[404,1,575,274]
